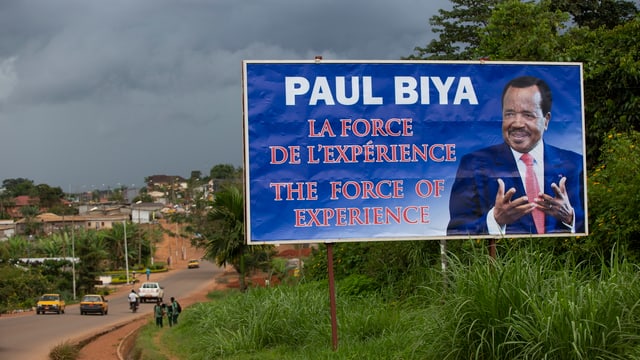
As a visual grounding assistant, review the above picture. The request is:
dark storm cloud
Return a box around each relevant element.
[0,0,446,191]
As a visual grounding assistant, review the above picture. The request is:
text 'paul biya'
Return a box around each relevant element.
[285,76,478,106]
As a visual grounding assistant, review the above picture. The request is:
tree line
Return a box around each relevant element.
[404,0,640,262]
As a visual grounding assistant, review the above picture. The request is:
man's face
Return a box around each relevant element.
[501,85,550,153]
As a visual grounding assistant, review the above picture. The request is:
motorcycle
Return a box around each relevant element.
[130,300,139,313]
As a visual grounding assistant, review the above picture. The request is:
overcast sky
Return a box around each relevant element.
[0,0,447,193]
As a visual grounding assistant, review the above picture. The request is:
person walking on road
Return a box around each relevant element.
[170,297,181,325]
[166,301,174,327]
[154,300,165,328]
[146,267,151,281]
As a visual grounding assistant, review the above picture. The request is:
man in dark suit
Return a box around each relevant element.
[447,76,585,236]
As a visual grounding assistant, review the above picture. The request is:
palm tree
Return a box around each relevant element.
[75,229,109,294]
[203,185,246,288]
[20,205,41,235]
[198,185,258,290]
[101,222,128,269]
[103,221,151,268]
[4,236,29,259]
[0,191,14,219]
[39,237,63,257]
[189,184,273,291]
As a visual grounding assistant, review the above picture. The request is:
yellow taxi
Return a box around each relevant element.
[80,294,108,315]
[36,294,65,314]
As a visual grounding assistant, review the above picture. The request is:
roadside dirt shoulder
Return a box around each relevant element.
[76,267,230,360]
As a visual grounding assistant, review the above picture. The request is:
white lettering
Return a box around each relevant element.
[285,77,309,105]
[453,77,478,105]
[430,77,455,104]
[335,77,359,105]
[310,77,335,105]
[285,76,383,106]
[394,76,418,105]
[285,75,478,106]
[363,77,383,105]
[394,76,478,105]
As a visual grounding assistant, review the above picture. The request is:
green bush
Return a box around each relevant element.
[338,274,378,297]
[305,241,441,299]
[109,276,139,285]
[0,264,52,312]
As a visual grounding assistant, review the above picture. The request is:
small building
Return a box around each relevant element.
[131,202,164,224]
[0,220,16,240]
[14,213,129,235]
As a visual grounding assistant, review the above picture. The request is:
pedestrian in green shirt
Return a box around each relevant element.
[166,301,174,327]
[154,300,164,328]
[170,297,181,325]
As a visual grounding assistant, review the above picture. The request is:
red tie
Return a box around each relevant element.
[521,153,545,234]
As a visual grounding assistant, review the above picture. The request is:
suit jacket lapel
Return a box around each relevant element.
[493,143,525,196]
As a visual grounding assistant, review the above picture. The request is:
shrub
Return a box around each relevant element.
[49,341,79,360]
[338,274,378,297]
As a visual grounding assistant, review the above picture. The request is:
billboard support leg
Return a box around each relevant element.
[440,239,448,291]
[488,238,496,259]
[326,242,339,351]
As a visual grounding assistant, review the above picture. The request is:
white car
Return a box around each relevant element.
[138,282,164,303]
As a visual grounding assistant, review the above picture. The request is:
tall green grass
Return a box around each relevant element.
[156,246,640,359]
[162,282,432,359]
[426,247,640,359]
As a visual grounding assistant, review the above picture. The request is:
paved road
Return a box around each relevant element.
[0,260,222,360]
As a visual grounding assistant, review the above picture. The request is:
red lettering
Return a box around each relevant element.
[308,119,336,137]
[269,145,300,164]
[271,182,317,201]
[339,118,414,137]
[294,205,430,227]
[330,180,404,200]
[415,179,445,198]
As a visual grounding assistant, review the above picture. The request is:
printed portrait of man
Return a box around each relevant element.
[447,75,585,236]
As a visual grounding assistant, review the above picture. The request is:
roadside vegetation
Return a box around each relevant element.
[0,222,162,313]
[132,244,640,359]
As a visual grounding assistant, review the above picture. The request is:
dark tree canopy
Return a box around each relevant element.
[408,0,640,170]
[563,16,640,168]
[36,184,64,209]
[1,178,64,210]
[2,178,37,197]
[406,0,499,60]
[408,0,637,60]
[209,164,241,180]
[549,0,638,29]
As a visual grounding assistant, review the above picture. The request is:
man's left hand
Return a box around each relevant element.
[536,177,574,225]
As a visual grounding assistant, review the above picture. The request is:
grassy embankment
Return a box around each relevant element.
[133,249,640,359]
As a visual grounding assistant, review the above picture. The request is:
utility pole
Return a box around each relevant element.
[124,220,130,284]
[72,219,76,300]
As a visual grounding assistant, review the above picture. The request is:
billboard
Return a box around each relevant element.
[243,60,588,244]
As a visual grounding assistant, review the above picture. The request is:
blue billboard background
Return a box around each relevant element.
[243,61,586,244]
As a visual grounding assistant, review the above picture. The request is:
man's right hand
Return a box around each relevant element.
[493,178,536,226]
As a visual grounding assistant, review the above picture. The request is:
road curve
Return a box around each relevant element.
[0,260,223,360]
